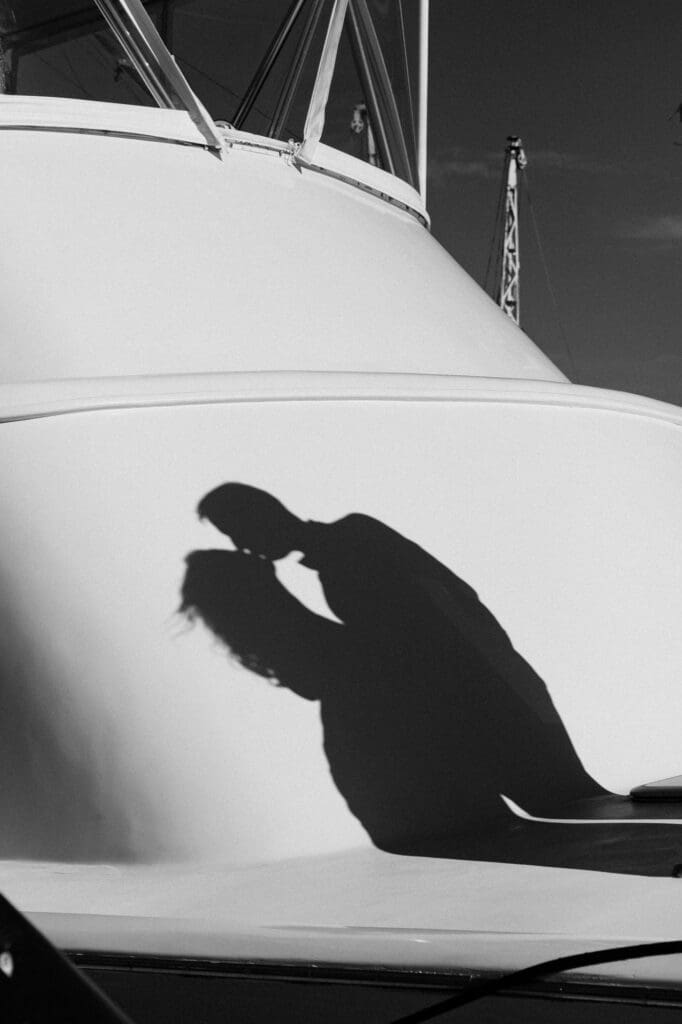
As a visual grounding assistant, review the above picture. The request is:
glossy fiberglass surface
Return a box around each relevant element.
[0,123,562,383]
[0,388,680,873]
[2,4,682,1000]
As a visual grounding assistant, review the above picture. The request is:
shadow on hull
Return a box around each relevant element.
[181,483,682,877]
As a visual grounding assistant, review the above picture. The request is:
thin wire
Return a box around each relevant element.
[391,938,682,1023]
[63,45,94,99]
[491,205,504,304]
[175,53,297,136]
[485,157,507,297]
[89,33,151,103]
[397,0,417,160]
[36,55,92,98]
[173,53,241,100]
[483,155,507,300]
[524,174,578,379]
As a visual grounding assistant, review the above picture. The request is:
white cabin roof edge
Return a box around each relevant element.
[1,372,680,427]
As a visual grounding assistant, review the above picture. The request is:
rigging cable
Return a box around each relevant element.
[523,172,578,379]
[396,0,418,168]
[92,32,151,103]
[483,153,507,300]
[63,45,93,99]
[36,55,94,100]
[174,54,298,138]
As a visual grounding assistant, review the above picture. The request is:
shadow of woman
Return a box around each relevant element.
[180,484,682,876]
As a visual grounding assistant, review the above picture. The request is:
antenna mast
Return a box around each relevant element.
[498,135,527,326]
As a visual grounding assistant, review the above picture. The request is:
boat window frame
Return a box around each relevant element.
[0,0,428,219]
[95,0,418,187]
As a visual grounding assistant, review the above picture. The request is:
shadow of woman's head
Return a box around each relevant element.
[180,549,330,698]
[180,550,283,678]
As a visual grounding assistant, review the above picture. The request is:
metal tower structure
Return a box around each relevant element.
[498,135,527,326]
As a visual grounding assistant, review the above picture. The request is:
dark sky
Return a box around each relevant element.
[427,0,682,405]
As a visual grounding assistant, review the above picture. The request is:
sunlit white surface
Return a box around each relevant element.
[0,386,680,865]
[0,104,562,385]
[3,850,682,986]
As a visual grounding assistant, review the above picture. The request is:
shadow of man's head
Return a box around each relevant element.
[198,483,304,561]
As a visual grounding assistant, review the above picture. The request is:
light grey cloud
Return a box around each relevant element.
[619,215,682,242]
[429,146,625,183]
[428,148,500,181]
[532,150,625,175]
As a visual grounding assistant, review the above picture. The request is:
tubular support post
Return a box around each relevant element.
[232,0,308,130]
[94,0,223,150]
[268,0,326,140]
[418,0,428,202]
[299,0,350,163]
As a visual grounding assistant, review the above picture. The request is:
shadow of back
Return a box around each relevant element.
[180,510,604,856]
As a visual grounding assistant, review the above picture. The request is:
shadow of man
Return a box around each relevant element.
[180,483,682,876]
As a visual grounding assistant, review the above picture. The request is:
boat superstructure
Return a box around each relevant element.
[1,2,682,1020]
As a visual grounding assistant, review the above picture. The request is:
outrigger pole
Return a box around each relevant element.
[498,135,527,326]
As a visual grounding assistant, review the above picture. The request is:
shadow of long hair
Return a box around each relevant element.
[181,550,345,699]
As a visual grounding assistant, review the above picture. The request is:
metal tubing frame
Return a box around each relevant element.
[94,0,222,149]
[346,0,415,187]
[268,0,327,140]
[299,0,349,161]
[345,4,392,174]
[232,0,308,130]
[3,0,424,189]
[418,0,429,201]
